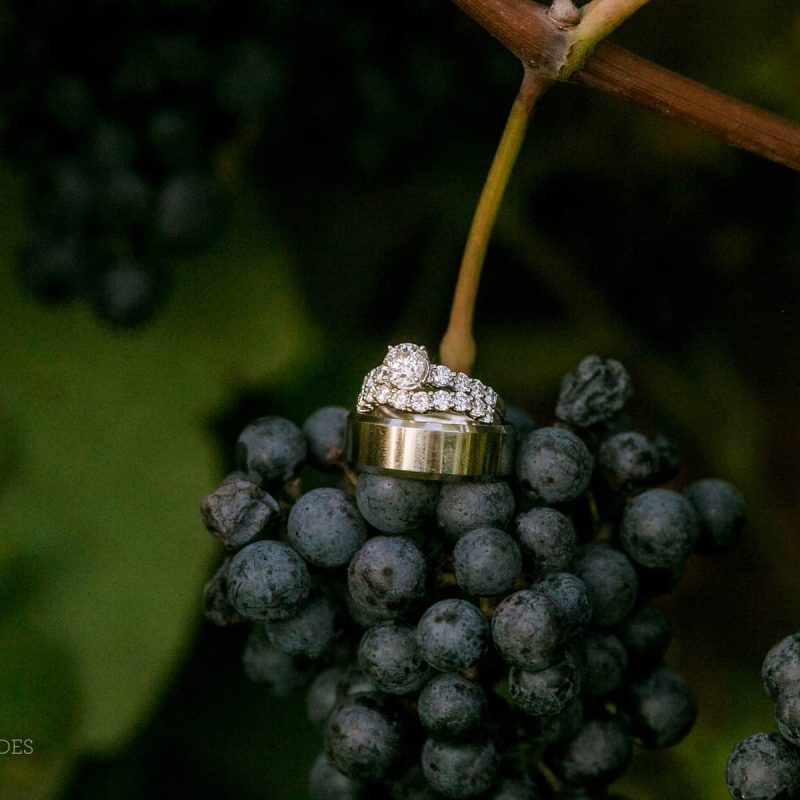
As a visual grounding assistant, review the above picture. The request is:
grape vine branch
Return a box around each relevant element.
[440,0,800,375]
[452,0,800,168]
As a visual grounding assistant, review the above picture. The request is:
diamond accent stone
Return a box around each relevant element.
[383,343,430,390]
[454,391,471,412]
[484,387,498,406]
[392,390,411,410]
[472,398,488,419]
[429,365,454,387]
[452,373,471,392]
[411,392,432,413]
[433,390,452,411]
[374,384,392,404]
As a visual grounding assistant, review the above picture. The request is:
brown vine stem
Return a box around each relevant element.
[450,0,800,172]
[440,69,551,375]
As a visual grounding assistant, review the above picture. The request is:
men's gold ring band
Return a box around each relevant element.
[344,412,515,481]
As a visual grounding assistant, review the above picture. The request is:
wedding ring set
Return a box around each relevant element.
[356,343,504,424]
[345,344,514,480]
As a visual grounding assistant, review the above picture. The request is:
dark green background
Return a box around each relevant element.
[1,1,799,798]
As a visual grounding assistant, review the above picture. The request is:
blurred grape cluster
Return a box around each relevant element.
[0,0,513,327]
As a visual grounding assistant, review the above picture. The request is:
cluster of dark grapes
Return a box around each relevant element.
[726,634,800,799]
[200,355,746,799]
[1,1,280,326]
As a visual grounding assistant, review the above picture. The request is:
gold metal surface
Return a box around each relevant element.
[344,411,515,480]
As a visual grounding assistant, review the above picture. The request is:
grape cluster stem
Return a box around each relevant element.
[440,69,550,375]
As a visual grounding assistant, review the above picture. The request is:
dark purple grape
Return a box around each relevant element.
[155,172,222,253]
[509,647,582,716]
[555,356,632,429]
[307,667,348,730]
[227,540,311,621]
[776,687,800,747]
[491,590,562,671]
[324,693,406,781]
[94,168,152,233]
[418,673,487,737]
[488,774,549,800]
[203,558,244,626]
[91,258,163,329]
[504,405,536,441]
[241,627,310,695]
[357,624,430,695]
[266,593,338,659]
[453,527,522,597]
[619,667,697,748]
[348,536,428,621]
[288,487,367,568]
[596,432,660,496]
[436,481,515,541]
[517,427,593,505]
[387,764,443,800]
[547,717,633,788]
[620,489,699,570]
[309,752,366,800]
[535,696,585,746]
[303,406,350,469]
[572,544,638,628]
[201,478,280,551]
[236,416,307,484]
[684,478,746,555]
[614,604,670,669]
[356,473,439,534]
[421,737,499,799]
[726,733,800,800]
[417,599,488,672]
[535,572,593,640]
[514,508,576,576]
[763,633,800,702]
[576,631,627,698]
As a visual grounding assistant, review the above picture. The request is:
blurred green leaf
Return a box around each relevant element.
[0,620,79,800]
[0,165,316,796]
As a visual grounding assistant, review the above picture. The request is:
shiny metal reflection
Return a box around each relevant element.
[344,411,515,481]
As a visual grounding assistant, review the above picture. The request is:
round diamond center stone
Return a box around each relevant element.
[384,344,430,389]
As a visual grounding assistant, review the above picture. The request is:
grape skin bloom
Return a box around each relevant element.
[227,539,311,621]
[356,473,439,534]
[288,487,367,567]
[453,527,522,597]
[417,599,489,672]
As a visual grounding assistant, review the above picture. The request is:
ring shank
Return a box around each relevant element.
[345,412,515,481]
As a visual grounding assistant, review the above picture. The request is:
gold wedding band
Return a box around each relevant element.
[344,411,515,481]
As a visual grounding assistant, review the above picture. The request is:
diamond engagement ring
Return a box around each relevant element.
[356,343,505,424]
